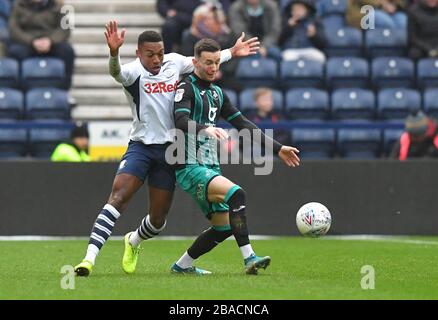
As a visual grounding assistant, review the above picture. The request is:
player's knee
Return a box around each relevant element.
[212,227,233,242]
[227,187,246,206]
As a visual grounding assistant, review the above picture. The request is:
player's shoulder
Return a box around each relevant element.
[122,58,142,73]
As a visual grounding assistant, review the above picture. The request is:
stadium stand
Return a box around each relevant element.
[0,87,24,119]
[280,59,324,88]
[326,57,369,89]
[331,88,375,120]
[240,88,283,117]
[285,88,329,119]
[291,128,336,159]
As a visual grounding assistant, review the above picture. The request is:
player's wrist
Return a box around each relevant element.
[110,48,119,57]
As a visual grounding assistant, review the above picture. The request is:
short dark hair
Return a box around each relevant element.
[138,31,163,46]
[194,38,221,58]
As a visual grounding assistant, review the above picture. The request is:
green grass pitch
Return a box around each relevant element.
[1,237,438,300]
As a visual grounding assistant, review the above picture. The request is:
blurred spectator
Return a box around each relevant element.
[375,0,407,29]
[407,0,438,60]
[7,0,75,89]
[180,3,241,91]
[346,0,380,29]
[247,87,291,145]
[51,124,90,162]
[390,110,438,160]
[279,0,326,63]
[228,0,282,60]
[157,0,201,53]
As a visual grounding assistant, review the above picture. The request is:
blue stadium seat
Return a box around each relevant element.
[0,0,11,19]
[0,16,8,41]
[325,27,363,57]
[280,59,324,89]
[25,88,70,120]
[0,88,24,119]
[0,58,19,88]
[371,57,415,89]
[318,0,348,16]
[21,58,66,89]
[337,128,382,159]
[365,28,407,58]
[0,126,27,158]
[423,89,438,118]
[291,128,336,159]
[322,14,346,31]
[285,88,329,119]
[224,89,238,108]
[383,128,403,156]
[331,88,375,120]
[239,88,283,117]
[417,58,438,89]
[326,57,369,89]
[235,58,278,88]
[377,88,421,120]
[29,125,71,158]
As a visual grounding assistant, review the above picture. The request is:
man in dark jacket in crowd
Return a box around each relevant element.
[8,0,75,89]
[407,0,438,60]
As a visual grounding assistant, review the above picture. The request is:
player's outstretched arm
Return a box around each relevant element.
[229,32,260,58]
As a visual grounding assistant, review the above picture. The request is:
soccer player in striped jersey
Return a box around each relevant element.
[74,21,260,276]
[170,39,300,275]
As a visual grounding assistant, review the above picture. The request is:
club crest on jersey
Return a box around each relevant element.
[212,90,219,100]
[175,89,184,102]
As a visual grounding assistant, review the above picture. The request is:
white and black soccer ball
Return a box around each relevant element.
[296,202,331,237]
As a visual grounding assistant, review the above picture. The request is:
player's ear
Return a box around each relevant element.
[192,58,198,67]
[136,48,141,58]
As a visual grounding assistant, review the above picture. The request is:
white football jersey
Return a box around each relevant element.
[110,51,231,145]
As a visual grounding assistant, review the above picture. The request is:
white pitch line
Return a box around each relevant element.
[323,235,438,246]
[0,235,277,241]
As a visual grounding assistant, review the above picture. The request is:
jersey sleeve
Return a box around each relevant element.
[165,49,233,75]
[109,55,139,86]
[220,92,283,154]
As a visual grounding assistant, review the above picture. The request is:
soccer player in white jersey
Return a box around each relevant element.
[74,21,260,276]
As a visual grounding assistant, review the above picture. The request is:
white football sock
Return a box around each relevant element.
[84,244,99,265]
[240,244,255,260]
[176,251,194,269]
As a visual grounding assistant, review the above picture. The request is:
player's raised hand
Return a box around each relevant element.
[104,20,126,56]
[230,32,260,57]
[204,127,229,140]
[278,146,300,168]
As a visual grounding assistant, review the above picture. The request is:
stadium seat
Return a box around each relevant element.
[337,128,382,159]
[322,14,346,31]
[25,88,70,120]
[423,89,438,118]
[371,57,415,89]
[280,59,324,89]
[383,128,404,156]
[239,88,283,117]
[0,126,27,158]
[0,0,10,19]
[325,27,363,57]
[318,0,348,16]
[417,58,438,89]
[365,28,407,58]
[0,88,24,119]
[0,58,19,88]
[29,125,71,158]
[326,57,369,89]
[291,128,336,159]
[377,88,421,120]
[235,58,278,88]
[0,16,8,41]
[285,88,329,119]
[21,57,66,89]
[331,88,375,120]
[223,89,238,108]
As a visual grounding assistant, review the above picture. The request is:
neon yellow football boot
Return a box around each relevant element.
[122,232,141,274]
[74,260,93,277]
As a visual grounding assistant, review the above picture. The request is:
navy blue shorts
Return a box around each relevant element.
[116,140,175,191]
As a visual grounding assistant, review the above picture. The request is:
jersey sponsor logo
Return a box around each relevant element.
[119,160,127,170]
[208,105,218,121]
[174,89,184,102]
[144,80,179,94]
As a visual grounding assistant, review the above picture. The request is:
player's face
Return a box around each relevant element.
[194,51,221,82]
[136,42,164,75]
[426,0,438,7]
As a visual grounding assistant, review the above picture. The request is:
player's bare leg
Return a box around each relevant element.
[75,174,143,276]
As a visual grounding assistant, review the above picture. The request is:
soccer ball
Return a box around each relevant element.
[296,202,331,237]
